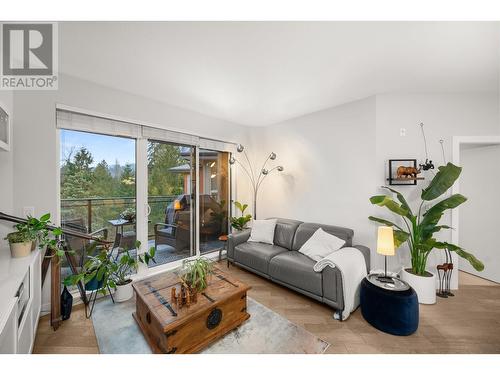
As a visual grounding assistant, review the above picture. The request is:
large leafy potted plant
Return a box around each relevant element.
[230,201,252,232]
[369,162,483,304]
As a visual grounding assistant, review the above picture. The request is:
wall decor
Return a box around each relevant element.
[0,103,10,151]
[387,159,424,185]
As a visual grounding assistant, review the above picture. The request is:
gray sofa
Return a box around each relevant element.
[227,218,370,320]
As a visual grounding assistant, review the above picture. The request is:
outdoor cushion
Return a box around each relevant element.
[234,242,287,274]
[157,227,173,236]
[268,251,322,295]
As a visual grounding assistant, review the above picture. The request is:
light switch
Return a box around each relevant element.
[400,128,406,137]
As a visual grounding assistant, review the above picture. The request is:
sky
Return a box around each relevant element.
[60,129,136,166]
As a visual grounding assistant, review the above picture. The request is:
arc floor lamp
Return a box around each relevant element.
[229,144,284,219]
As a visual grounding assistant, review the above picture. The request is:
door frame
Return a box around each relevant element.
[451,135,500,286]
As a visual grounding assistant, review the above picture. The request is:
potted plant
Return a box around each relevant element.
[4,231,32,258]
[369,162,483,304]
[65,241,156,303]
[180,257,214,297]
[230,201,252,232]
[113,244,156,302]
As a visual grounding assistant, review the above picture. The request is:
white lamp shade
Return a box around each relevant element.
[377,226,395,256]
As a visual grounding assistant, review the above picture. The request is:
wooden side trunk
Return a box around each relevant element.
[134,290,249,354]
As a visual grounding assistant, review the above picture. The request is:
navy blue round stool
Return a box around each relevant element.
[360,276,419,336]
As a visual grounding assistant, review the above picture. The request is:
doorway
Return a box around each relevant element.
[453,136,500,284]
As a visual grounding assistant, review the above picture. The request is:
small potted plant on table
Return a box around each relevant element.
[175,258,214,306]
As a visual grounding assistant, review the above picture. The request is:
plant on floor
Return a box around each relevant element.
[64,241,156,299]
[230,201,252,231]
[114,242,156,286]
[369,162,484,276]
[180,257,214,292]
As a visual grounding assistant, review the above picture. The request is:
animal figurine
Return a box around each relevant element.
[396,166,421,179]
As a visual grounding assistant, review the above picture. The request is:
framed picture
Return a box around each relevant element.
[387,159,423,186]
[0,103,10,151]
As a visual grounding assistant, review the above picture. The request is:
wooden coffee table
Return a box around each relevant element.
[132,268,250,354]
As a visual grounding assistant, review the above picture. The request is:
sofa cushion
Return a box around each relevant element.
[292,222,354,251]
[268,251,322,295]
[248,219,277,245]
[268,218,303,250]
[234,242,288,274]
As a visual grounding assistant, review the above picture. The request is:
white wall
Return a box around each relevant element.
[253,96,377,248]
[252,93,500,288]
[0,90,14,239]
[459,144,500,283]
[11,74,251,311]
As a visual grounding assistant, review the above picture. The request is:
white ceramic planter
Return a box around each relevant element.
[400,268,436,304]
[114,281,134,302]
[10,241,33,258]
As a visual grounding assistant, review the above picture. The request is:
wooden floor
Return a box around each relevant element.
[33,263,500,354]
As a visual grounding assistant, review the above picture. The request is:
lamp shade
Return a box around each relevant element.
[377,226,395,256]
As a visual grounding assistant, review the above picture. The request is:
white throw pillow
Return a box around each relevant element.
[248,219,277,245]
[298,228,346,262]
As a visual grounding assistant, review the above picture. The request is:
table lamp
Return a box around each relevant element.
[377,226,395,283]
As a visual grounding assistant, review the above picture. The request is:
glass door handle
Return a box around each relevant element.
[146,204,151,216]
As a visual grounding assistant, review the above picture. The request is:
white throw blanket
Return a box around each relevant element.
[313,247,367,320]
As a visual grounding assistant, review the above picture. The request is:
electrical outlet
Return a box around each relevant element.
[23,206,35,218]
[400,128,406,137]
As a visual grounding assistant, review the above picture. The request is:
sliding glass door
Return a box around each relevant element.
[58,110,231,280]
[198,149,230,255]
[146,140,196,267]
[59,129,138,287]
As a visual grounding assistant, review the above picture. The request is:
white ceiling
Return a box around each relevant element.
[59,22,500,127]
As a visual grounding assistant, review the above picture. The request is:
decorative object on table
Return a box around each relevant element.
[230,201,252,231]
[132,268,250,353]
[369,162,484,304]
[229,144,284,219]
[61,286,74,321]
[178,257,214,302]
[119,207,136,222]
[376,226,396,283]
[0,103,10,151]
[360,275,418,336]
[4,231,32,258]
[387,159,424,185]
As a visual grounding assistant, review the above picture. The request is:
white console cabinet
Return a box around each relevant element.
[0,248,43,354]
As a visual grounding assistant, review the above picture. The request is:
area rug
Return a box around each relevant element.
[92,296,330,354]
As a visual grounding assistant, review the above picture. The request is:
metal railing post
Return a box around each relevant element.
[87,198,92,233]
